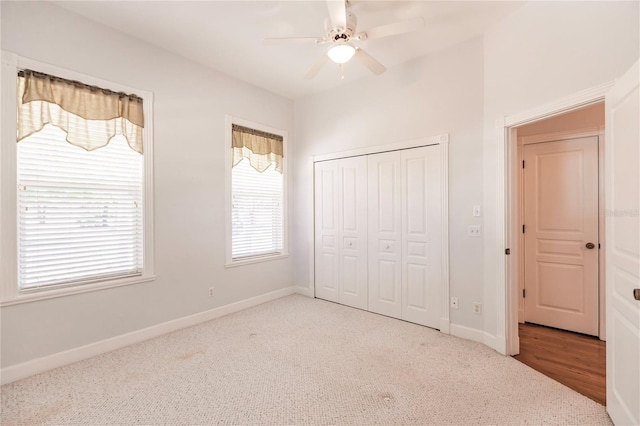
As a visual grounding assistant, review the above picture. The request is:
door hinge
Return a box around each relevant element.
[598,243,601,249]
[505,248,511,255]
[522,224,525,233]
[523,289,526,298]
[522,160,525,168]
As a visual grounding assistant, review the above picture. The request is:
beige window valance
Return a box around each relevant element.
[17,69,144,154]
[232,124,283,173]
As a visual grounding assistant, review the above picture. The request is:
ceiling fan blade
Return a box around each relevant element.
[354,48,386,75]
[355,17,425,41]
[304,54,330,80]
[264,37,326,45]
[326,0,347,30]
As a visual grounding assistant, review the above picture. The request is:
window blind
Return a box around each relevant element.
[231,159,283,259]
[17,124,143,290]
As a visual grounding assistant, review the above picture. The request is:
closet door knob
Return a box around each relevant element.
[585,242,595,249]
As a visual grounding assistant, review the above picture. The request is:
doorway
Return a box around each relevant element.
[521,137,599,335]
[512,102,606,404]
[497,62,639,424]
[514,102,605,337]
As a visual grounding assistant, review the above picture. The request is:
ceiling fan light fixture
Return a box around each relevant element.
[327,43,356,64]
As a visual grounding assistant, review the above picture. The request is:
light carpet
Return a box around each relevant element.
[1,295,611,425]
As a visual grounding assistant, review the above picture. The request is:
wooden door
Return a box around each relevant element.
[401,146,442,328]
[523,137,599,335]
[368,151,402,319]
[605,60,640,425]
[314,160,339,302]
[337,156,368,309]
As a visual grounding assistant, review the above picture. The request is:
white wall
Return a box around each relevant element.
[294,0,639,342]
[0,1,295,368]
[517,102,604,137]
[481,1,639,337]
[293,38,485,331]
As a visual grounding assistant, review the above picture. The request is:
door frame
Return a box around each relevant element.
[495,81,615,355]
[311,133,451,334]
[517,129,605,338]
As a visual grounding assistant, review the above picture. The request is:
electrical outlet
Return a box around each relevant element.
[468,225,481,237]
[473,205,481,217]
[472,302,482,314]
[450,297,459,310]
[208,287,215,297]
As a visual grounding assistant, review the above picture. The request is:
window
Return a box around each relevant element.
[18,127,143,289]
[226,117,287,265]
[232,159,283,258]
[0,53,154,304]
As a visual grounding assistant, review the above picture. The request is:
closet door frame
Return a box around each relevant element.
[312,134,451,334]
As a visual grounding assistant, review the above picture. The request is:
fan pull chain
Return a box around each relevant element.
[339,63,345,80]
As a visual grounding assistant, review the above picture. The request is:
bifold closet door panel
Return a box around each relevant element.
[314,161,339,302]
[401,145,442,328]
[368,151,402,319]
[338,157,368,310]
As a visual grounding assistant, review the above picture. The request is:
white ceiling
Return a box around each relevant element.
[52,1,523,99]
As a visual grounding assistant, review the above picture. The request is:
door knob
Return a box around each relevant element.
[585,242,595,249]
[634,288,640,301]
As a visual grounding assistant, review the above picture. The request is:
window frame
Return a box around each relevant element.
[0,51,155,305]
[224,115,288,267]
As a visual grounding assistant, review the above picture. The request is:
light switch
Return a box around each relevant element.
[473,205,481,217]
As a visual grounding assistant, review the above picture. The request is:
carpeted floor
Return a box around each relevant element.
[1,295,611,425]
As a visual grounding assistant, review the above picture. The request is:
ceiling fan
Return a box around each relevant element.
[264,0,425,80]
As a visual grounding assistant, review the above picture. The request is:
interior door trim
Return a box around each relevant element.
[499,81,614,356]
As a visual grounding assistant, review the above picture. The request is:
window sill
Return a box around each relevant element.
[0,274,156,307]
[225,253,289,268]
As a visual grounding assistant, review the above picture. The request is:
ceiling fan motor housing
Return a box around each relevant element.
[267,1,425,79]
[325,11,358,42]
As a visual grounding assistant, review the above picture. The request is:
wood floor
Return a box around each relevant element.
[513,322,606,405]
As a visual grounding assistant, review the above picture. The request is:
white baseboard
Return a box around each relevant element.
[439,318,450,334]
[1,286,296,385]
[294,285,314,298]
[449,324,507,355]
[482,332,507,355]
[450,323,485,343]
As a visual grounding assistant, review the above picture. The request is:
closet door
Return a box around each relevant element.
[338,156,368,309]
[368,151,402,319]
[401,146,442,328]
[314,161,339,302]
